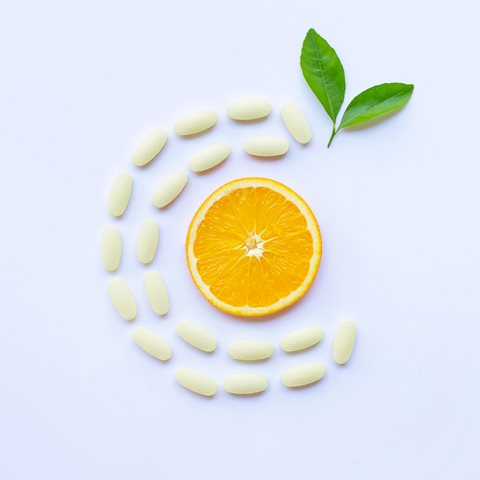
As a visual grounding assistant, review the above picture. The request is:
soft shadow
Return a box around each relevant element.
[230,117,269,125]
[231,357,271,364]
[340,109,401,133]
[177,125,215,139]
[283,343,320,355]
[153,182,189,211]
[248,153,287,161]
[285,378,324,390]
[136,140,171,169]
[194,159,227,176]
[226,391,266,398]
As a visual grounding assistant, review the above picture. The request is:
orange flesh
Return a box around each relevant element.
[193,186,314,308]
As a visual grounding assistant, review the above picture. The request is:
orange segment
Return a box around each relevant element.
[186,178,322,316]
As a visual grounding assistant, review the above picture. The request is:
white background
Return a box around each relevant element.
[1,0,479,478]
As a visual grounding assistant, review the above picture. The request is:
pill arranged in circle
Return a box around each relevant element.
[152,170,188,208]
[282,363,326,388]
[244,136,289,157]
[189,142,231,173]
[108,172,132,217]
[333,320,356,365]
[176,320,217,353]
[280,326,324,353]
[137,219,159,264]
[101,226,121,272]
[229,340,274,361]
[227,99,272,121]
[145,271,169,315]
[175,367,217,397]
[108,278,137,321]
[281,102,312,144]
[174,110,218,136]
[132,128,168,167]
[224,374,268,395]
[133,327,172,361]
[103,101,363,398]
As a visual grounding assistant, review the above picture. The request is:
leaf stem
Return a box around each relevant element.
[327,124,337,148]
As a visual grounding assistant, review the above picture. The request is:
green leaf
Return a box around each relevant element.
[338,83,414,130]
[300,28,346,123]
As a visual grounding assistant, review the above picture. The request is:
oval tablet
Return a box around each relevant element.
[145,271,169,315]
[137,219,158,264]
[108,172,132,217]
[152,170,188,208]
[228,340,273,361]
[108,278,137,321]
[175,367,217,397]
[189,142,230,173]
[282,363,325,388]
[244,136,289,157]
[227,99,272,120]
[176,320,217,352]
[132,327,172,361]
[101,226,121,272]
[281,102,312,144]
[224,374,268,395]
[132,128,168,166]
[333,320,356,365]
[174,110,217,136]
[280,326,323,353]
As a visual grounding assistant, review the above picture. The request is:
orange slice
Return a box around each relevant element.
[186,178,322,316]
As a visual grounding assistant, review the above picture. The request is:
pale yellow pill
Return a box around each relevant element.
[333,320,356,365]
[108,278,137,321]
[281,102,312,144]
[174,110,217,136]
[228,340,273,361]
[189,142,230,173]
[227,99,272,120]
[282,363,326,388]
[176,320,217,352]
[224,374,268,395]
[243,136,289,157]
[132,128,168,166]
[132,327,172,361]
[145,271,169,315]
[175,367,217,397]
[152,170,188,208]
[137,219,158,264]
[280,326,324,353]
[101,226,121,272]
[108,172,132,217]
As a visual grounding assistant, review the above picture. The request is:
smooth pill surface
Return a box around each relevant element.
[333,320,356,364]
[229,340,274,361]
[132,128,168,166]
[244,136,289,157]
[189,142,230,173]
[152,170,188,208]
[281,102,312,144]
[280,326,324,353]
[132,327,172,361]
[176,320,217,352]
[145,271,169,315]
[175,367,217,397]
[174,110,217,136]
[101,226,121,272]
[227,99,272,120]
[108,172,132,217]
[282,363,326,388]
[224,374,268,395]
[108,278,137,321]
[137,219,158,264]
